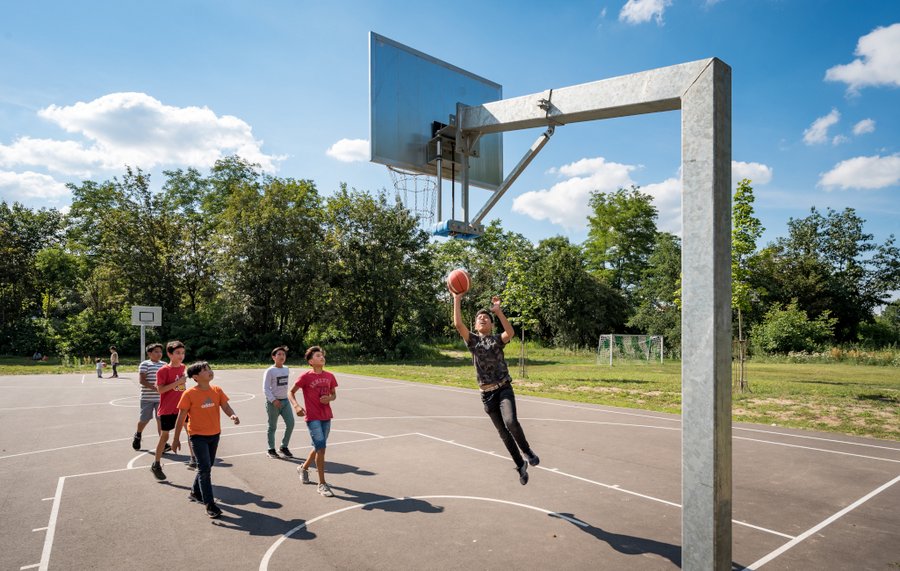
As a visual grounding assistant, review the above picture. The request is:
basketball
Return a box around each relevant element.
[447,268,470,295]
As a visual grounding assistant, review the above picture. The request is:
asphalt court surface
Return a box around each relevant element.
[1,369,898,570]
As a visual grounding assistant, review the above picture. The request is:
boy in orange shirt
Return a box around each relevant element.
[172,361,240,518]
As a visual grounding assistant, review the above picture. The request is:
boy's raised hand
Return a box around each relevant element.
[490,295,502,313]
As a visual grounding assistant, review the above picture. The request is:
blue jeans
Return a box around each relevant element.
[482,385,532,468]
[190,433,220,506]
[306,419,331,450]
[266,398,295,449]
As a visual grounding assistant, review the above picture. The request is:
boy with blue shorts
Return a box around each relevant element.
[288,345,338,497]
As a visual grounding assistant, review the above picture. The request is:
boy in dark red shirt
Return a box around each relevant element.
[150,340,187,480]
[288,345,338,497]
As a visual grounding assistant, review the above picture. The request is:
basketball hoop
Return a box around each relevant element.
[387,166,437,230]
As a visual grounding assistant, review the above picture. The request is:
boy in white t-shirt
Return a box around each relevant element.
[263,345,295,458]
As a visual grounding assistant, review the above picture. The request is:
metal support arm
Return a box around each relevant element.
[471,126,555,226]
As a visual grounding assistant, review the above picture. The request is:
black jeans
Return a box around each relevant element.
[482,384,532,468]
[190,433,220,505]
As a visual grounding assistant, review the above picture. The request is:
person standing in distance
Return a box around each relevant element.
[263,346,295,459]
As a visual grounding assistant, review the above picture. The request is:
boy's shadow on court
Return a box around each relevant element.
[330,485,444,515]
[285,460,375,477]
[551,513,747,570]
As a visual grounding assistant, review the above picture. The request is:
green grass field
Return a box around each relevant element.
[3,346,898,441]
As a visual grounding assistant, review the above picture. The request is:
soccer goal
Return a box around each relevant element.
[597,334,664,365]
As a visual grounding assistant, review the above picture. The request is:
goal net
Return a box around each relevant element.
[597,334,664,365]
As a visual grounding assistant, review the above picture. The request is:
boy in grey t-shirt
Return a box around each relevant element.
[453,293,540,485]
[263,346,295,458]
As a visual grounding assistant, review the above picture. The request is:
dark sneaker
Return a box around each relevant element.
[187,459,198,470]
[206,503,222,518]
[317,483,334,497]
[188,490,203,503]
[132,432,141,451]
[266,449,280,459]
[298,466,311,485]
[517,463,529,485]
[164,443,172,453]
[279,446,294,458]
[526,451,540,467]
[150,462,166,480]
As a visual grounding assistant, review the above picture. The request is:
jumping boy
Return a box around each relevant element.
[133,343,164,451]
[150,340,187,480]
[263,346,295,459]
[172,361,240,518]
[452,292,539,485]
[288,346,338,497]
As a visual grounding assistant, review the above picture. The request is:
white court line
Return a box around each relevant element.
[339,373,900,452]
[41,497,53,501]
[39,477,65,571]
[0,401,110,412]
[32,527,48,532]
[0,438,130,460]
[733,435,900,464]
[259,494,588,570]
[20,565,39,570]
[414,432,796,540]
[742,474,900,570]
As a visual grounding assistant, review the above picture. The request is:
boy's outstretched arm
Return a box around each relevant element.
[288,384,306,417]
[222,402,240,425]
[491,296,515,344]
[452,292,470,343]
[171,409,189,453]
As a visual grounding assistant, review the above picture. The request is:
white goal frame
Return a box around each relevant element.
[597,334,664,365]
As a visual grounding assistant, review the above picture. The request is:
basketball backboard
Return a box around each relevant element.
[131,305,161,327]
[369,32,503,190]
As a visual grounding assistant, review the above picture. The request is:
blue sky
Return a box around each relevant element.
[1,0,898,249]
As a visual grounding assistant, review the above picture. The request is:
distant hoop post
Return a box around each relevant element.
[387,166,437,231]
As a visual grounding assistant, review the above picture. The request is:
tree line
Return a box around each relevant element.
[1,156,898,360]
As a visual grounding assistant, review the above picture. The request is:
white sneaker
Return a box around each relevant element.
[298,466,311,485]
[317,482,334,497]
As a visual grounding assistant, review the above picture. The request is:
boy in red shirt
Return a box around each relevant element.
[150,340,187,480]
[288,345,338,497]
[172,361,240,518]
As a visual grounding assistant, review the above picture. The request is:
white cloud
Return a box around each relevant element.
[832,135,849,145]
[732,160,773,187]
[0,170,70,201]
[1,92,283,176]
[619,0,672,25]
[513,157,636,229]
[852,118,876,135]
[819,153,900,190]
[825,23,900,93]
[803,108,840,145]
[642,177,682,235]
[326,138,369,162]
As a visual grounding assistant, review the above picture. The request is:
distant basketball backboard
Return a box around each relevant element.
[369,32,503,190]
[131,305,161,327]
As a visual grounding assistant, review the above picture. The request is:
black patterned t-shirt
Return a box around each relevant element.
[465,333,511,387]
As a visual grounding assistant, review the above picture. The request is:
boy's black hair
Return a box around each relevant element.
[109,345,116,351]
[305,345,324,362]
[187,361,210,378]
[271,345,289,357]
[146,342,163,354]
[166,340,185,354]
[95,358,102,363]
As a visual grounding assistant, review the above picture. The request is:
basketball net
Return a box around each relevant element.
[387,166,437,230]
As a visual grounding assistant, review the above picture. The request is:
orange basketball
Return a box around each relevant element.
[447,268,470,295]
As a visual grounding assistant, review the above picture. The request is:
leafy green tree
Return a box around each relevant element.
[628,232,682,355]
[534,237,627,346]
[325,186,437,355]
[585,185,658,299]
[752,300,837,354]
[731,179,764,390]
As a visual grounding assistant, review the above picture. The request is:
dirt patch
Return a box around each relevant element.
[514,381,544,389]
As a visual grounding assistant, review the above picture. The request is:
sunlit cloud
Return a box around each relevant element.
[0,170,70,201]
[803,109,840,145]
[819,153,900,190]
[825,23,900,94]
[326,138,370,162]
[619,0,672,25]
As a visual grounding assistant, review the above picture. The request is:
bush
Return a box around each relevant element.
[752,300,836,354]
